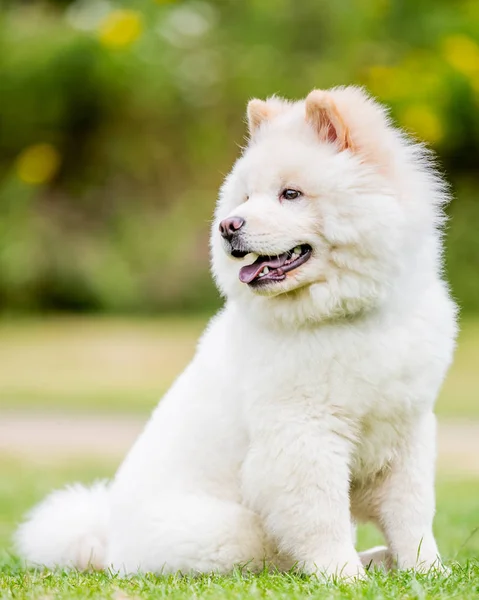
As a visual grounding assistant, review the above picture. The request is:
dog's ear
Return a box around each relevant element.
[305,90,353,152]
[247,97,287,137]
[247,100,270,136]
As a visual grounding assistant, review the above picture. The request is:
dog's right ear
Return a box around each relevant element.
[305,90,353,152]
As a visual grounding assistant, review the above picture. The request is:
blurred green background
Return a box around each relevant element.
[1,0,478,315]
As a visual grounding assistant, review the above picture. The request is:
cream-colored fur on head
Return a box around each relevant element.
[15,86,457,580]
[212,86,447,327]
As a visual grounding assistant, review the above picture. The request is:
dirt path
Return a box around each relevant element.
[1,413,478,476]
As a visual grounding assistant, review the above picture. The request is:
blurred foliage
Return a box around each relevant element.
[0,0,478,314]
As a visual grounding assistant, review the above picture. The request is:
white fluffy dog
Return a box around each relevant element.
[16,87,457,579]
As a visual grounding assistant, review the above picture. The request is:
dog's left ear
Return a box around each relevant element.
[247,97,287,137]
[247,100,271,136]
[305,90,353,152]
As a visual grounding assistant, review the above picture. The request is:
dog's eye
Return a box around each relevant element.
[281,189,301,201]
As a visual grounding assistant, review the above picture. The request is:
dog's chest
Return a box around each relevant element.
[241,323,413,411]
[239,321,420,475]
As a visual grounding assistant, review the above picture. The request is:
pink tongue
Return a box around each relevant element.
[239,252,288,284]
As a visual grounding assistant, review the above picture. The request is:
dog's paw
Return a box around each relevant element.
[394,550,449,576]
[412,558,450,576]
[303,553,365,582]
[359,545,391,571]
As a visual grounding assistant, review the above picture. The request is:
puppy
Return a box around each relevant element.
[16,87,457,579]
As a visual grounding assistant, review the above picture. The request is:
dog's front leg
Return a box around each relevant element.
[374,412,442,572]
[242,415,363,579]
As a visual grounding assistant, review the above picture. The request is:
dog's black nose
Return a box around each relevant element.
[219,216,245,241]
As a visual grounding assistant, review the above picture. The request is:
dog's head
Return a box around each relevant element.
[211,87,445,326]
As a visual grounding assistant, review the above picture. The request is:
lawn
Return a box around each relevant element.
[0,315,478,417]
[1,561,478,600]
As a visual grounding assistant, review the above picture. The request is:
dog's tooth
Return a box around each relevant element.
[293,246,302,255]
[262,267,269,275]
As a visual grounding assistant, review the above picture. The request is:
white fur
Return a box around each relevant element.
[15,481,109,570]
[15,87,457,579]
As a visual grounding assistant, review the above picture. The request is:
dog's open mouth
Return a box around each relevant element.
[238,244,312,286]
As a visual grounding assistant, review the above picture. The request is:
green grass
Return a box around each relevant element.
[0,315,478,417]
[1,561,478,600]
[0,457,478,599]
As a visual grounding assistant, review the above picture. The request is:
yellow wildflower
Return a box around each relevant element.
[442,34,479,77]
[99,10,143,49]
[16,144,61,185]
[367,65,413,101]
[399,105,443,144]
